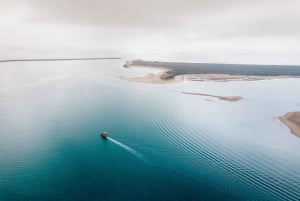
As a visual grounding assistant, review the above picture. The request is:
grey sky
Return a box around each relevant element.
[0,0,299,64]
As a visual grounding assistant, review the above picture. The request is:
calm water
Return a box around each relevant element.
[1,60,300,201]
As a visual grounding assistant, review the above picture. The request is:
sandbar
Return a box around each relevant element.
[182,92,243,102]
[280,112,300,138]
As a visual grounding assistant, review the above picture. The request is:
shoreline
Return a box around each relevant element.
[125,60,300,79]
[120,66,184,84]
[121,65,297,84]
[280,112,300,138]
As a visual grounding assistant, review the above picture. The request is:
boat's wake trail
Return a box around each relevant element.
[107,137,151,165]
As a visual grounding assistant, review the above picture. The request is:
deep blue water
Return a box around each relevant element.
[1,60,300,201]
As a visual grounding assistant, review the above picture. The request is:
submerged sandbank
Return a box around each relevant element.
[182,92,243,102]
[280,112,300,138]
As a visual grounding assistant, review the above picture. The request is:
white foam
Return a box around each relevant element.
[108,137,151,164]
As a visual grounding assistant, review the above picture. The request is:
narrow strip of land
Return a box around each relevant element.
[280,112,300,138]
[122,60,300,84]
[182,92,243,102]
[0,57,121,63]
[126,60,300,78]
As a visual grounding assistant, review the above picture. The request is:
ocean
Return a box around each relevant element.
[0,59,300,201]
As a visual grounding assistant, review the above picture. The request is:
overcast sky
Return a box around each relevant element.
[0,0,300,64]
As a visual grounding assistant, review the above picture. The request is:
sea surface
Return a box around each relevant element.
[0,59,300,201]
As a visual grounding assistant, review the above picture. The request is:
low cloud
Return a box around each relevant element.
[0,0,299,64]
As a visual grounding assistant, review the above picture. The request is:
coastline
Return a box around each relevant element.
[121,65,297,84]
[125,60,300,78]
[182,74,295,82]
[120,66,184,84]
[280,112,300,138]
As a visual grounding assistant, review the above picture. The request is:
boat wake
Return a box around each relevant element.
[107,137,151,165]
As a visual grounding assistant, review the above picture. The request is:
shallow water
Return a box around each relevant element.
[0,60,300,201]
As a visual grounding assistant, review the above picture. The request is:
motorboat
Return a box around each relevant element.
[100,131,108,139]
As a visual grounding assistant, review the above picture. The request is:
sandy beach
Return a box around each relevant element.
[182,92,243,102]
[121,72,295,84]
[183,74,295,82]
[280,112,300,137]
[120,68,184,84]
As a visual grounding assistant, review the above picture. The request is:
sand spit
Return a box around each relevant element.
[280,112,300,138]
[182,92,243,102]
[120,69,184,84]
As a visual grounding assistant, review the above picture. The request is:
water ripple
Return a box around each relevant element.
[138,106,300,201]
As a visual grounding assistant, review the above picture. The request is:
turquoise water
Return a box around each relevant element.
[1,60,300,200]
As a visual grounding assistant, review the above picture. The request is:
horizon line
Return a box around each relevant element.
[0,57,122,63]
